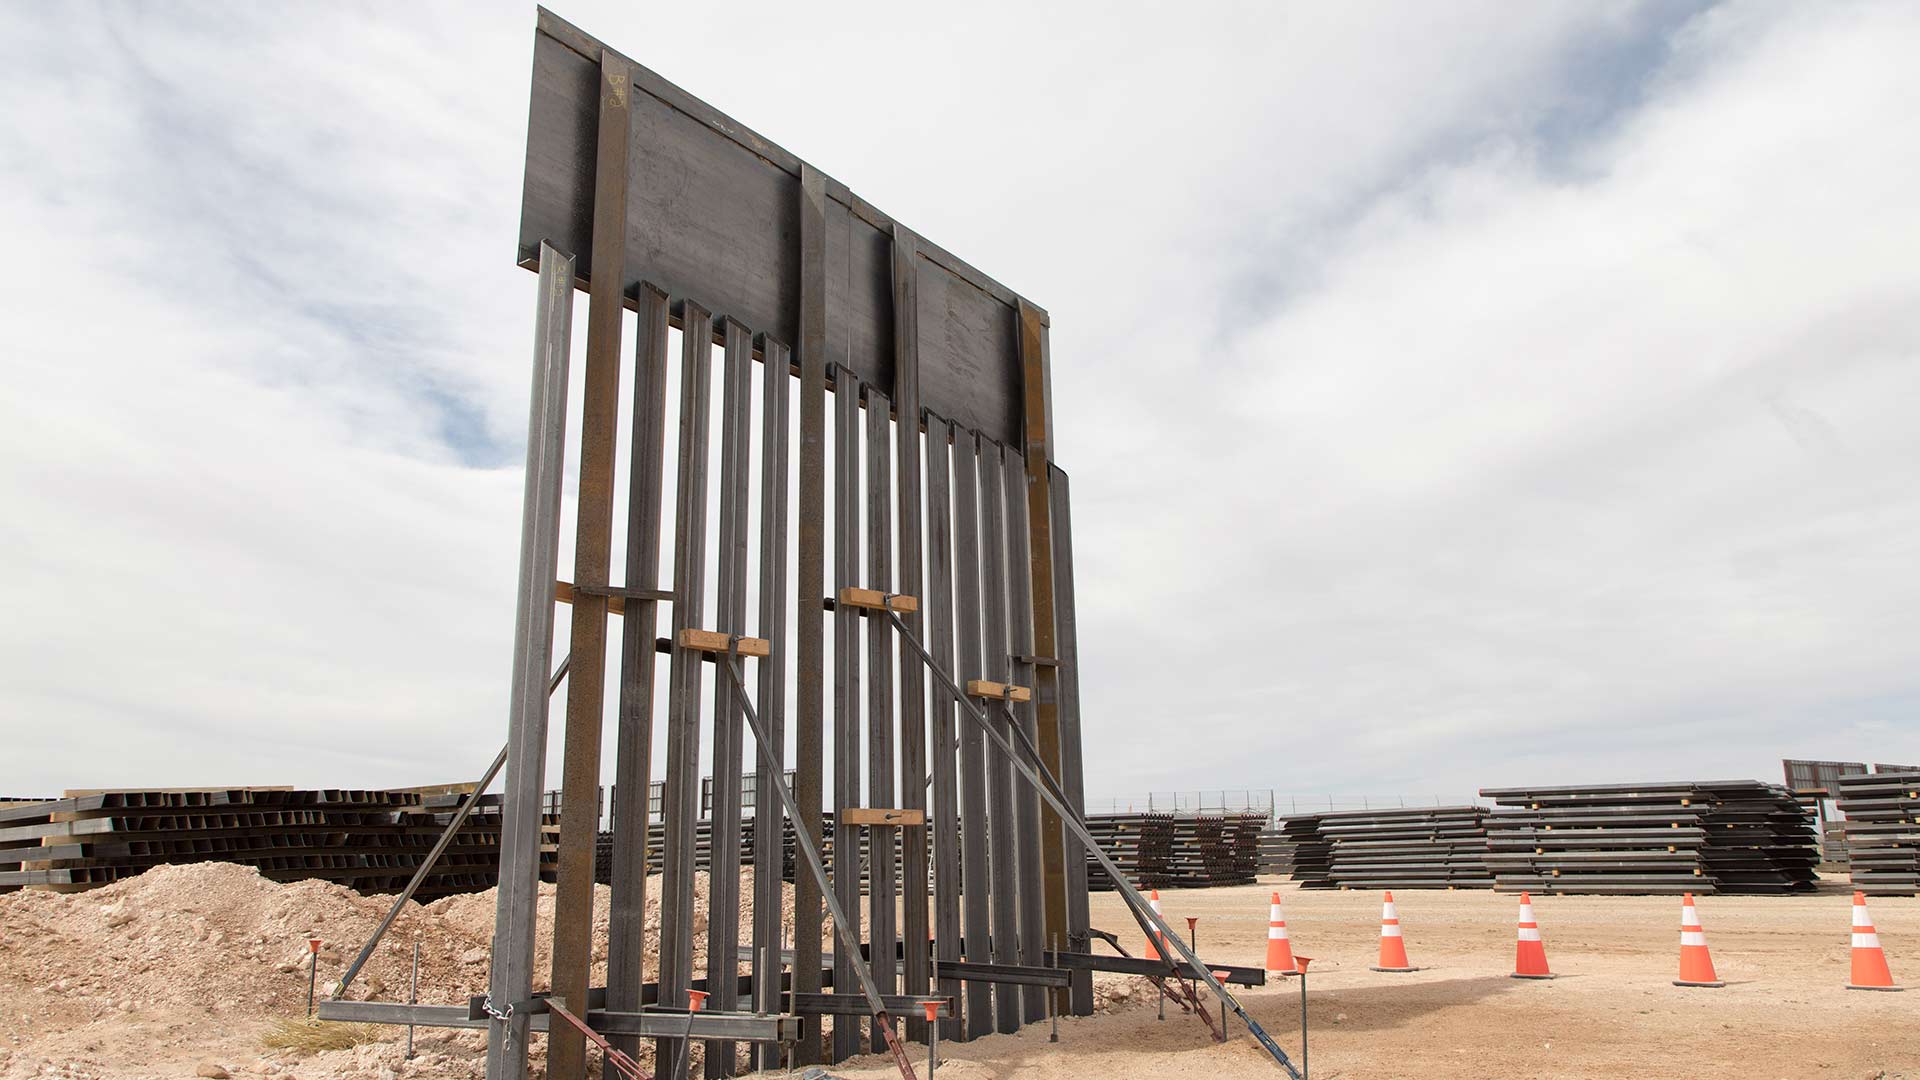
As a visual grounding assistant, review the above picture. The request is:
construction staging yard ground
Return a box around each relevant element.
[1,865,1914,1080]
[930,881,1920,1080]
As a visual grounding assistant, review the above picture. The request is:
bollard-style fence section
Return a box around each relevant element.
[310,11,1099,1080]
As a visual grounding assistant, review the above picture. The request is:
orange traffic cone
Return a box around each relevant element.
[1674,893,1723,988]
[1264,892,1297,976]
[1511,892,1555,979]
[1847,891,1902,991]
[1144,890,1165,961]
[1370,891,1416,972]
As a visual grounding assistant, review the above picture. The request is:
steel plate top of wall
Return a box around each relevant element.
[518,6,1041,449]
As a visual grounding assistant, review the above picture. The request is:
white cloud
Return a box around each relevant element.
[0,1,1914,803]
[1071,0,1920,795]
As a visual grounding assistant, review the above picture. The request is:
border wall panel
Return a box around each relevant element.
[519,14,1029,447]
[496,12,1087,1074]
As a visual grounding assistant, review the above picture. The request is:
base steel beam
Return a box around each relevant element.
[324,1001,799,1042]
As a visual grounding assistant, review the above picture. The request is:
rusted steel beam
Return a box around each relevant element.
[704,319,755,1077]
[1001,447,1045,1024]
[1016,298,1070,1018]
[657,301,716,1078]
[829,364,863,1064]
[922,414,963,1041]
[1048,464,1094,1015]
[950,431,993,1039]
[864,384,899,1053]
[791,160,830,1066]
[890,225,932,1041]
[607,284,673,1054]
[750,335,792,1070]
[976,437,1020,1035]
[549,50,633,1080]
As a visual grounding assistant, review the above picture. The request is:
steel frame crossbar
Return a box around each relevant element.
[316,1000,798,1042]
[333,655,573,1001]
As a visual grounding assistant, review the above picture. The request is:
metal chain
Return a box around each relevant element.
[481,996,515,1050]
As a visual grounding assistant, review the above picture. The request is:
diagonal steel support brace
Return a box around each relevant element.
[548,998,654,1080]
[879,606,1302,1079]
[714,641,920,1080]
[333,654,573,1000]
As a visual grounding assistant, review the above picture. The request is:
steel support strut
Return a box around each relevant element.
[335,655,572,1000]
[714,642,920,1080]
[880,607,1303,1079]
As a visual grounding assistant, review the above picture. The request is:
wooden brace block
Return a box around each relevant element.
[555,580,623,616]
[675,628,771,657]
[964,679,1032,703]
[838,807,926,827]
[835,587,918,614]
[556,581,674,616]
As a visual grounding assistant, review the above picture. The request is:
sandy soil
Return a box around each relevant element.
[0,863,802,1080]
[804,876,1918,1080]
[2,869,1913,1080]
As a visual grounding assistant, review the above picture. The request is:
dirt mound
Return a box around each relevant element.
[0,860,802,1080]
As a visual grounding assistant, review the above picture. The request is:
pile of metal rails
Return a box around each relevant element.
[1256,826,1295,876]
[593,815,874,887]
[1835,771,1920,896]
[1282,805,1493,889]
[1081,811,1265,890]
[0,788,557,898]
[1479,780,1820,894]
[1273,815,1331,882]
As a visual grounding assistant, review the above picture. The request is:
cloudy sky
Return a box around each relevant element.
[2,1,1916,806]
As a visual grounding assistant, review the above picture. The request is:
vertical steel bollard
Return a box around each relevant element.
[487,240,574,1080]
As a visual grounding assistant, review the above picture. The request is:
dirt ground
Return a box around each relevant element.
[822,875,1918,1080]
[2,868,1914,1080]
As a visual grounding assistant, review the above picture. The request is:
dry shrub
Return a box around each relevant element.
[259,1017,389,1053]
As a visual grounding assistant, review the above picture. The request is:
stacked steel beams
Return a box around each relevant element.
[1081,812,1265,890]
[0,789,557,899]
[593,815,854,887]
[1698,783,1823,891]
[1480,781,1818,895]
[1183,812,1266,887]
[1836,771,1920,896]
[1284,806,1492,890]
[1274,815,1333,886]
[1256,826,1295,876]
[1081,813,1172,891]
[0,800,49,895]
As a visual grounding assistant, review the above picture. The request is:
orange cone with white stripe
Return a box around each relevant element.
[1674,893,1723,988]
[1511,892,1555,979]
[1847,891,1902,991]
[1264,892,1297,975]
[1370,891,1416,972]
[1144,890,1165,961]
